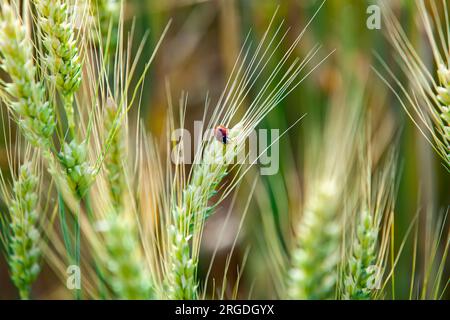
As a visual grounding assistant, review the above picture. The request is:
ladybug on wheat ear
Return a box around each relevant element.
[214,125,230,144]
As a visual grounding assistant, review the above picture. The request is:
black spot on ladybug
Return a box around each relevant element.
[214,125,229,144]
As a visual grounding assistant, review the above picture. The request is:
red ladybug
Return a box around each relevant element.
[214,125,229,144]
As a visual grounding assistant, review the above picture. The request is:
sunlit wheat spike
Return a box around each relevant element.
[379,0,450,169]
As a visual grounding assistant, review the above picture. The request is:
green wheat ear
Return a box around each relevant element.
[7,163,41,300]
[343,209,378,300]
[0,3,55,149]
[435,64,450,161]
[91,0,120,51]
[103,212,153,299]
[34,0,82,135]
[382,1,450,168]
[287,182,341,299]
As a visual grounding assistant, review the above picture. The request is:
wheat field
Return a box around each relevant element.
[0,0,448,301]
